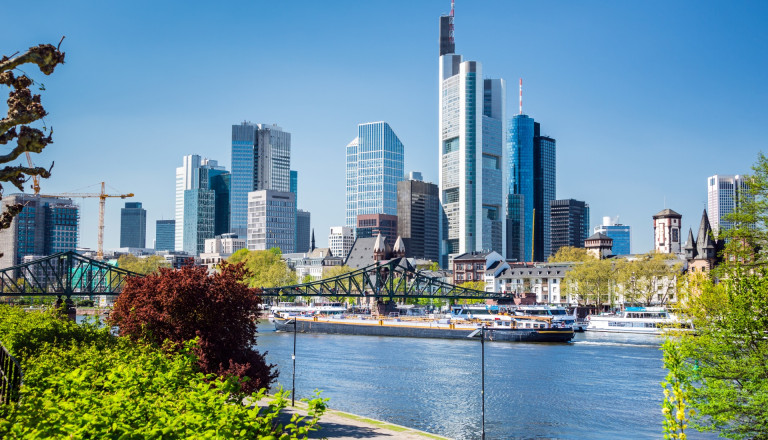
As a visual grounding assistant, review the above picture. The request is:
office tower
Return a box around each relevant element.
[707,174,750,238]
[0,194,79,267]
[247,190,295,253]
[594,216,631,255]
[508,113,556,261]
[290,170,298,203]
[296,209,311,253]
[231,122,291,237]
[120,202,147,248]
[549,199,590,256]
[155,220,175,252]
[345,122,405,231]
[438,4,506,267]
[409,171,423,181]
[653,209,682,254]
[356,214,398,245]
[328,226,354,259]
[397,179,439,261]
[506,194,525,261]
[175,155,230,255]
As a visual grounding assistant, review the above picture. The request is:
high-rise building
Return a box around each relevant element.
[296,209,311,253]
[345,122,405,231]
[397,179,439,261]
[438,4,506,267]
[707,174,750,238]
[231,122,291,237]
[120,202,147,248]
[0,194,79,267]
[356,214,398,245]
[653,209,682,254]
[290,170,298,203]
[508,114,556,261]
[506,194,525,261]
[549,199,590,256]
[328,226,354,260]
[247,190,295,253]
[594,216,631,255]
[175,155,230,255]
[155,220,175,252]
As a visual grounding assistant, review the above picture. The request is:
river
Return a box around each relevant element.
[257,323,721,440]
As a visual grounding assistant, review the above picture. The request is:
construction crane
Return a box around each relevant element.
[40,182,134,260]
[25,152,42,195]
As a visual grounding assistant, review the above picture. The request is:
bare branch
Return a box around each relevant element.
[0,43,65,75]
[0,164,52,191]
[0,126,52,161]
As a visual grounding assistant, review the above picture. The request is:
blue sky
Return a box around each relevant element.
[2,0,766,253]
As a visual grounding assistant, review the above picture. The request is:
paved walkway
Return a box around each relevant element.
[259,398,450,440]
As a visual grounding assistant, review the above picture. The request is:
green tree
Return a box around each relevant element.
[618,252,681,306]
[116,254,170,275]
[548,246,595,263]
[227,247,297,288]
[562,259,616,307]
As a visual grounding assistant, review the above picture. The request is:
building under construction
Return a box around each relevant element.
[0,194,80,267]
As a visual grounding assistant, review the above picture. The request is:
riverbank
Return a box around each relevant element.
[259,396,450,440]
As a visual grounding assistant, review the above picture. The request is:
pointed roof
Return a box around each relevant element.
[393,236,406,253]
[683,228,696,252]
[653,208,682,219]
[373,233,386,253]
[696,210,716,254]
[586,232,612,241]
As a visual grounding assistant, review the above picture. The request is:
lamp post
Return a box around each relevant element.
[468,325,487,440]
[285,318,298,407]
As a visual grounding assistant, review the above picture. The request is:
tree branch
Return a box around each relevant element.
[0,164,52,192]
[0,126,52,160]
[0,43,65,75]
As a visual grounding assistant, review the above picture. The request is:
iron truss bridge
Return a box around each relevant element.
[261,258,509,300]
[0,251,141,297]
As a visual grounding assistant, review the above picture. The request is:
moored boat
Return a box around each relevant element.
[273,315,574,343]
[586,307,689,334]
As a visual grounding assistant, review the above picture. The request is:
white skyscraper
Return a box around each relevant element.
[175,155,226,254]
[438,4,506,266]
[328,226,355,260]
[247,190,296,253]
[707,174,750,238]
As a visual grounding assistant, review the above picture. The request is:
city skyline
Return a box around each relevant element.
[3,1,765,253]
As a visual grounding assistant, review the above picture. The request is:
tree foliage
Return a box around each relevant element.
[618,252,682,306]
[548,246,595,263]
[116,254,170,275]
[110,263,277,393]
[0,42,65,231]
[561,259,617,307]
[0,306,326,439]
[227,247,297,288]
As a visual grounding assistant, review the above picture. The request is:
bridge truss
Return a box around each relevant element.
[261,258,509,300]
[0,251,141,297]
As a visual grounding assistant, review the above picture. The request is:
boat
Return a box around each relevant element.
[586,307,689,334]
[268,302,347,321]
[514,305,576,329]
[273,314,574,343]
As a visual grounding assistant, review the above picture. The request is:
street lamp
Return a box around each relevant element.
[285,318,298,406]
[468,325,487,440]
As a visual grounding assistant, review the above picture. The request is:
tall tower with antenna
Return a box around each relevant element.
[438,1,507,267]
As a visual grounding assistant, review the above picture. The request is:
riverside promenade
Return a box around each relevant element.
[264,398,450,440]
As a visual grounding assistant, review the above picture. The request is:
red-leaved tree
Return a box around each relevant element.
[110,263,277,393]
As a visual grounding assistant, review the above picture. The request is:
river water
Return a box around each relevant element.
[257,323,720,440]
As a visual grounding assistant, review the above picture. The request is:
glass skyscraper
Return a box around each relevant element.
[155,220,175,252]
[438,6,506,267]
[120,202,147,248]
[594,217,631,255]
[549,199,590,256]
[707,174,750,238]
[508,116,556,261]
[230,123,291,237]
[345,122,405,232]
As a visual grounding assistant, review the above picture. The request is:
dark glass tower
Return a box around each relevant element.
[549,199,590,256]
[120,202,147,248]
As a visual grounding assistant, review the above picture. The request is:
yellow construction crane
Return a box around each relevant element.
[25,152,41,195]
[40,182,134,260]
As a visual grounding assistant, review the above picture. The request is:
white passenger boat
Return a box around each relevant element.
[269,302,347,321]
[586,307,687,334]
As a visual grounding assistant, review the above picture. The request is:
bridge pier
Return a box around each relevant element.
[375,300,398,317]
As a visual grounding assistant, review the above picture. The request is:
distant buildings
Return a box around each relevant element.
[653,209,682,254]
[356,214,398,245]
[231,122,291,238]
[707,174,750,238]
[328,226,354,260]
[175,155,230,255]
[296,209,311,253]
[549,199,590,256]
[0,194,79,267]
[397,178,439,261]
[120,202,146,248]
[438,5,506,266]
[345,122,405,232]
[154,220,175,252]
[594,216,631,255]
[199,233,246,269]
[247,190,295,253]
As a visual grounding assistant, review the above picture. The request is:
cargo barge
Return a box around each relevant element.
[273,315,574,343]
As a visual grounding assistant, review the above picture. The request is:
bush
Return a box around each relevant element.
[0,306,326,439]
[110,263,277,393]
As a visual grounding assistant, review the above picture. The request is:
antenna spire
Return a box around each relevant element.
[450,0,455,17]
[519,78,523,115]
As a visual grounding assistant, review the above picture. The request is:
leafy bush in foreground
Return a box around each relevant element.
[0,306,326,439]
